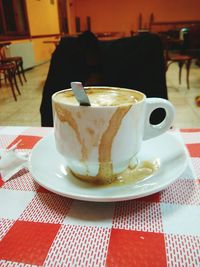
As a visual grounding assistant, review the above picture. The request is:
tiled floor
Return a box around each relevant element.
[167,61,200,128]
[0,61,199,129]
[0,63,47,126]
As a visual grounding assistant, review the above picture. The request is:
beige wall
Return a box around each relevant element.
[25,0,60,64]
[26,0,60,35]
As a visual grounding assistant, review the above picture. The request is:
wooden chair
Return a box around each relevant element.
[162,35,192,89]
[0,46,27,86]
[0,61,21,101]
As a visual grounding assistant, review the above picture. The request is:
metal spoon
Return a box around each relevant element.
[71,82,91,106]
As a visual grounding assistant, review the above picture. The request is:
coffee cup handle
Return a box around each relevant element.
[143,98,175,140]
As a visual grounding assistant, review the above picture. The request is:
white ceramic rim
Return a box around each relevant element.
[52,86,146,108]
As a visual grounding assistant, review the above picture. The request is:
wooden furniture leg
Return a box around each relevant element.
[178,61,184,85]
[186,59,192,89]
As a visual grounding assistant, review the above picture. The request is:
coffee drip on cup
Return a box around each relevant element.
[71,82,91,106]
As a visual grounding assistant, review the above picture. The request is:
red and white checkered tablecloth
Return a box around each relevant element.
[0,126,199,267]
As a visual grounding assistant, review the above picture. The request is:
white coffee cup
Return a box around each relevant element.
[52,87,175,184]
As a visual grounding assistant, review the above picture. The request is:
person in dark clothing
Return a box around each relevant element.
[40,31,167,127]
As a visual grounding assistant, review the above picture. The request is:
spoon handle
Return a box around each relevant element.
[71,82,91,106]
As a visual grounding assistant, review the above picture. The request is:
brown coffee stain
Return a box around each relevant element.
[54,101,152,185]
[76,111,81,118]
[86,127,95,136]
[97,105,132,183]
[54,103,88,162]
[66,105,132,184]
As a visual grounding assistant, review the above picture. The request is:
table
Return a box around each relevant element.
[95,32,125,41]
[0,126,199,266]
[43,40,60,47]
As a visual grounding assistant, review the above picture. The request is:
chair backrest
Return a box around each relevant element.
[0,46,6,60]
[187,25,200,59]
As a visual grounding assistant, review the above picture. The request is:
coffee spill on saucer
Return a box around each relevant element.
[67,159,160,187]
[111,159,160,186]
[54,103,88,163]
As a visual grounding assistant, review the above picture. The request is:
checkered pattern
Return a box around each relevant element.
[0,127,199,267]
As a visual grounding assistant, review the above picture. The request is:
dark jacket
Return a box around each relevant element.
[40,31,167,126]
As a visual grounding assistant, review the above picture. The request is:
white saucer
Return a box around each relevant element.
[29,132,188,202]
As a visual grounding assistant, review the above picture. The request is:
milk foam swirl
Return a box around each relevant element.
[54,88,143,106]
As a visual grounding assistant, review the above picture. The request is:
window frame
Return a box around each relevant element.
[0,0,30,41]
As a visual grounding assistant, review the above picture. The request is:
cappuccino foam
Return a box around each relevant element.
[54,88,143,107]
